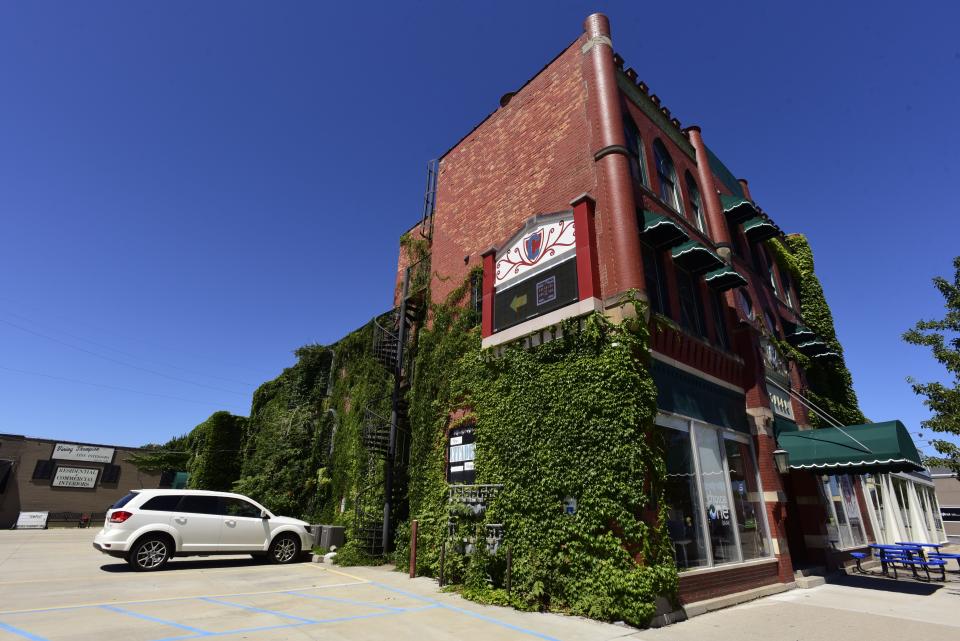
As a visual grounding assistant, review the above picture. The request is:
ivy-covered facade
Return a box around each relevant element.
[141,11,941,628]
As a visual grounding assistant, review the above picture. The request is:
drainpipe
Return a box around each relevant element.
[582,13,645,300]
[685,126,732,260]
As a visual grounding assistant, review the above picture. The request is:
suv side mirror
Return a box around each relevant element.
[260,510,269,520]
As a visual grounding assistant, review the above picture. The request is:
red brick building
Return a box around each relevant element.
[395,12,939,614]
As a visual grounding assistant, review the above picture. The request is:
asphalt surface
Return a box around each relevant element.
[1,530,958,641]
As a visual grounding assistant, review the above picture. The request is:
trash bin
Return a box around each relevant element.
[318,525,345,549]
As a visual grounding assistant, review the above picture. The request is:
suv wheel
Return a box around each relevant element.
[268,533,300,564]
[128,535,171,571]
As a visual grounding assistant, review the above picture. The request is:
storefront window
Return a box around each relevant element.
[892,477,913,539]
[659,414,771,570]
[818,474,866,549]
[725,439,769,561]
[662,427,709,569]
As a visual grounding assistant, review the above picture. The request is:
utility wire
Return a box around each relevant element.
[0,317,248,397]
[0,309,255,387]
[0,364,230,407]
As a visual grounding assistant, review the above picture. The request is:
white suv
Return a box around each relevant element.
[93,489,313,571]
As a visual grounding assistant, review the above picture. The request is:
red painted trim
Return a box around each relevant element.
[481,250,496,337]
[572,195,600,300]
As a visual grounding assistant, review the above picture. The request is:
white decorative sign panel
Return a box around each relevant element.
[767,384,796,421]
[495,216,575,287]
[52,466,99,489]
[15,511,49,529]
[52,443,115,464]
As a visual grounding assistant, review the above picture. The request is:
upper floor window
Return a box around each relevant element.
[781,271,795,308]
[641,239,671,318]
[654,139,682,214]
[685,172,706,235]
[676,266,706,338]
[623,114,649,187]
[768,257,780,297]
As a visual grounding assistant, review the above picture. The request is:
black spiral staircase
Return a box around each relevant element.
[354,161,435,555]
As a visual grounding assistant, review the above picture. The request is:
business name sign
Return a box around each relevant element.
[15,511,49,529]
[767,384,796,421]
[52,466,99,489]
[52,443,115,464]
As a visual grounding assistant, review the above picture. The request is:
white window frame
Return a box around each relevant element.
[657,411,773,570]
[818,474,868,550]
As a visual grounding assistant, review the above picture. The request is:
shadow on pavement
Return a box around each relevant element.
[828,573,943,596]
[99,556,310,573]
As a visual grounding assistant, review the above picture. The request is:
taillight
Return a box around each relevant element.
[109,511,132,523]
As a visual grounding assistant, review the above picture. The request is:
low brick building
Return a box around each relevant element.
[0,434,163,528]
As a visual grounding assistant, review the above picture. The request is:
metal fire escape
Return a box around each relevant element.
[355,160,436,555]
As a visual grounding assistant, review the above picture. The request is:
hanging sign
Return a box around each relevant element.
[766,384,796,421]
[52,466,99,489]
[52,443,115,464]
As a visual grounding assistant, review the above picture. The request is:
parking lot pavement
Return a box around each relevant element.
[3,531,959,641]
[0,530,626,641]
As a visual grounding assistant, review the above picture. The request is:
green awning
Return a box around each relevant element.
[720,194,759,225]
[797,339,830,356]
[704,265,747,291]
[778,420,923,473]
[742,216,779,242]
[811,351,840,361]
[784,321,815,345]
[640,210,689,249]
[671,240,724,274]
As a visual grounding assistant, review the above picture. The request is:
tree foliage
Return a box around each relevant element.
[903,256,960,474]
[186,411,246,491]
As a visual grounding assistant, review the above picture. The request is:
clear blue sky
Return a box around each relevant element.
[1,1,957,454]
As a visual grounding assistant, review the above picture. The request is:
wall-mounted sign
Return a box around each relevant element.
[767,384,796,421]
[15,511,49,529]
[52,443,115,464]
[494,258,578,332]
[563,496,577,515]
[52,466,99,489]
[495,215,576,287]
[448,424,476,484]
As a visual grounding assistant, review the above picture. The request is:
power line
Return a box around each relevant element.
[0,317,248,397]
[0,309,256,387]
[0,364,231,407]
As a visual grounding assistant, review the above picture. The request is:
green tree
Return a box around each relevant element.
[903,256,960,474]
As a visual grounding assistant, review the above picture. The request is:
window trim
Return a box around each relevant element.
[685,171,707,235]
[818,474,868,550]
[653,139,683,215]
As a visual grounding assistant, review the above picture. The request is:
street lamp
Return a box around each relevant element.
[772,448,791,475]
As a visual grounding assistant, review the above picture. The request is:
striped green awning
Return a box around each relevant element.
[743,216,779,242]
[671,240,724,274]
[640,210,689,249]
[778,420,923,473]
[811,351,841,361]
[720,194,759,225]
[704,265,747,291]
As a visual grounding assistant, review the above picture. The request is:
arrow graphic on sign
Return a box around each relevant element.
[510,294,527,313]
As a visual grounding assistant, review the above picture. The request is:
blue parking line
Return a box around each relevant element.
[372,582,563,641]
[197,597,318,623]
[99,605,212,635]
[285,590,407,611]
[0,620,50,641]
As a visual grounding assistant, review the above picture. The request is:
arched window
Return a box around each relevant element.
[623,114,649,187]
[654,140,682,213]
[685,172,706,234]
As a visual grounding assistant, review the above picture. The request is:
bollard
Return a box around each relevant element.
[409,520,418,578]
[505,543,512,595]
[439,540,446,587]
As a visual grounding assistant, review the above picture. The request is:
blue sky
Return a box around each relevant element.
[1,1,957,453]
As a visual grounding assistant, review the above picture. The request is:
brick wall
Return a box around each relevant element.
[679,559,780,604]
[428,37,596,304]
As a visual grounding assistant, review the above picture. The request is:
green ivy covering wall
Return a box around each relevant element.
[395,283,676,627]
[187,411,246,491]
[768,235,866,426]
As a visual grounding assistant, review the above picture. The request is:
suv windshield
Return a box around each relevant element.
[111,492,138,509]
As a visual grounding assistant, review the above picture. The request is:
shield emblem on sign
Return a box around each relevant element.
[523,230,544,262]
